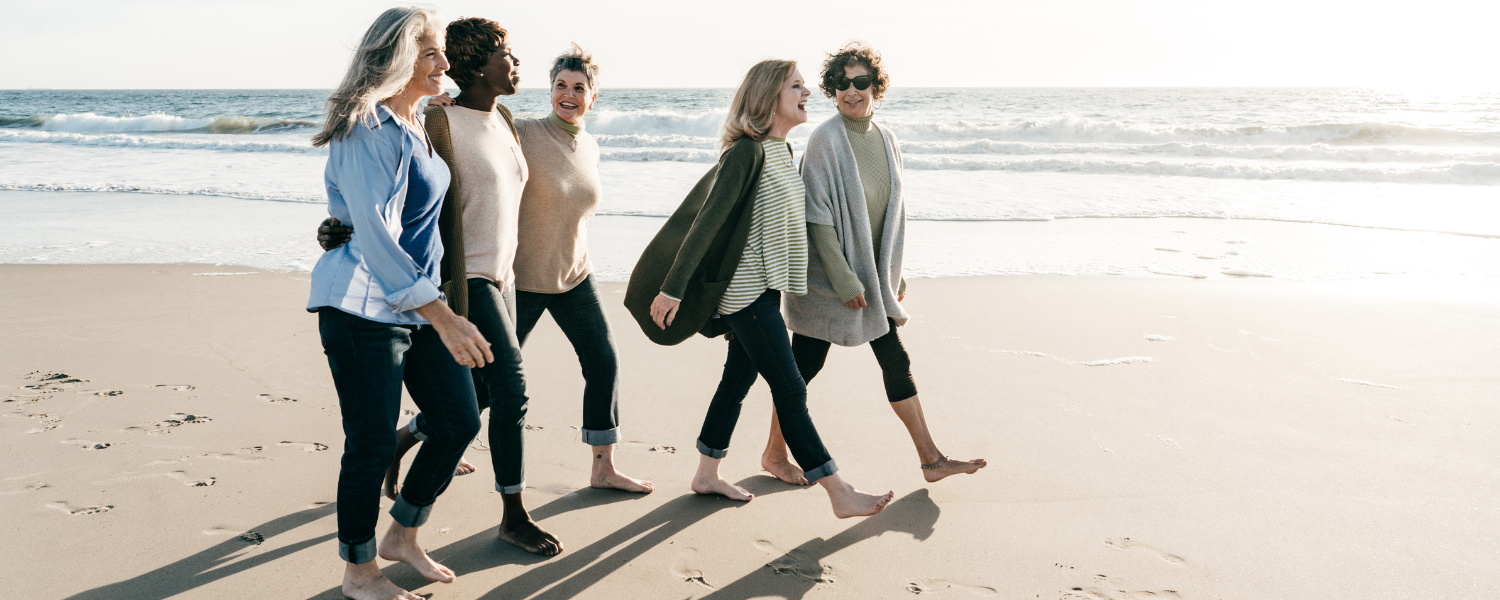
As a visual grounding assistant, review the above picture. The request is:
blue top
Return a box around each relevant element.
[307,103,452,325]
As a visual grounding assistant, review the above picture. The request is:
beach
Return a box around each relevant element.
[4,263,1497,599]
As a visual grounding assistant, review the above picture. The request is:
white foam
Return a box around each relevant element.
[899,156,1500,185]
[1144,335,1175,341]
[1222,268,1275,277]
[1079,356,1155,366]
[1335,377,1404,389]
[27,112,315,134]
[0,130,322,154]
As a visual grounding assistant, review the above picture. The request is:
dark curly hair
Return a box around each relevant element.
[444,17,508,90]
[819,42,889,101]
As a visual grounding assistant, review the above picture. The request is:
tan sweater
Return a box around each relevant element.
[513,115,603,294]
[440,105,528,288]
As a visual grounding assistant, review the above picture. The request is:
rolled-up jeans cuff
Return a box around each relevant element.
[389,493,433,528]
[582,427,620,446]
[696,438,728,459]
[339,536,378,564]
[802,459,838,484]
[407,417,427,441]
[495,480,526,495]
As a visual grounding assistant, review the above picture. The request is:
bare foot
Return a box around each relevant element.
[691,473,754,501]
[342,561,421,600]
[922,457,987,483]
[377,522,455,583]
[591,469,653,493]
[760,454,808,485]
[455,457,476,476]
[498,519,563,556]
[819,474,893,519]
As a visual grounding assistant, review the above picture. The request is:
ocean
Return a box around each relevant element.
[2,88,1496,289]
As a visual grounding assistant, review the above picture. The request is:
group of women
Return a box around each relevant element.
[305,6,984,599]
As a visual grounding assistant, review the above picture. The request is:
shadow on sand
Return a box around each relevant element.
[64,502,338,600]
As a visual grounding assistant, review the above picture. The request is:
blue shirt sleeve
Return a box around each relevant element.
[328,121,442,314]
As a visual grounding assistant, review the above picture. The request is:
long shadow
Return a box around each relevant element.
[65,502,338,600]
[304,483,672,599]
[698,488,940,600]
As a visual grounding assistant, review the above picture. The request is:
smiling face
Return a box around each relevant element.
[475,43,520,95]
[407,33,449,97]
[772,68,811,133]
[836,62,876,119]
[552,70,596,124]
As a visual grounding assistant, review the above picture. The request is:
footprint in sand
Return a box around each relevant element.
[124,413,212,435]
[46,501,113,516]
[755,540,835,584]
[92,390,125,397]
[208,447,269,462]
[61,439,112,450]
[95,470,216,487]
[18,413,62,433]
[278,441,329,452]
[1104,538,1187,565]
[906,579,997,596]
[167,471,217,487]
[258,394,297,404]
[0,482,54,495]
[1065,576,1181,600]
[153,385,195,391]
[670,547,716,590]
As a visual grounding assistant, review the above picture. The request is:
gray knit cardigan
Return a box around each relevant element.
[785,114,908,347]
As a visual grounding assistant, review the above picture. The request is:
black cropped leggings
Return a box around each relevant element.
[791,318,918,402]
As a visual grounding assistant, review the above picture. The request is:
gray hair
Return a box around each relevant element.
[549,43,599,90]
[313,6,442,147]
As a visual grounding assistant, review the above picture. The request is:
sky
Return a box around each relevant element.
[1,0,1496,90]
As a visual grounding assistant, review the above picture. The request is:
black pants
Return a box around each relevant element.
[792,318,918,402]
[318,307,482,564]
[697,290,838,483]
[514,275,620,446]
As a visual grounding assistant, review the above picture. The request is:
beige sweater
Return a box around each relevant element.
[513,115,603,294]
[441,105,528,288]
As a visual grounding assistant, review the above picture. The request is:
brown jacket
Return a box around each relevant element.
[624,137,771,345]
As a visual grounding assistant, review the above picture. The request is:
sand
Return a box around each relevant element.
[2,264,1496,599]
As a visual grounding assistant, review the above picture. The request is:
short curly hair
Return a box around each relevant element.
[819,42,889,101]
[444,17,508,90]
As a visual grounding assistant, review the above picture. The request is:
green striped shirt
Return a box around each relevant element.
[718,138,808,314]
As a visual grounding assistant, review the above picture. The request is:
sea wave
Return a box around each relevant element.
[0,112,317,134]
[0,130,323,153]
[882,117,1498,146]
[0,182,323,203]
[899,139,1500,164]
[901,156,1500,185]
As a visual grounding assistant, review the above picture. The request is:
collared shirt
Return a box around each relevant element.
[307,103,451,325]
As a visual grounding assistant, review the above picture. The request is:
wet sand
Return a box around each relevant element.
[2,264,1496,599]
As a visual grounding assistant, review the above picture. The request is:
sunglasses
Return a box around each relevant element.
[836,75,874,91]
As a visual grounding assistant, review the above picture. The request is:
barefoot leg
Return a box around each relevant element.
[342,560,422,600]
[817,472,894,519]
[690,454,753,501]
[890,395,987,482]
[497,492,564,556]
[589,444,653,493]
[383,425,421,501]
[377,521,456,584]
[760,410,808,485]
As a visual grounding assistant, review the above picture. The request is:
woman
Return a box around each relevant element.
[639,59,893,518]
[774,43,987,483]
[306,7,484,600]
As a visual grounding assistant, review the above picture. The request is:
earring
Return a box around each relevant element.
[478,73,484,77]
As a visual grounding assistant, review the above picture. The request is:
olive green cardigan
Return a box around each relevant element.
[624,136,774,345]
[426,103,520,318]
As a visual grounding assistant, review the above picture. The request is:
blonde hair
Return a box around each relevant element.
[720,59,796,151]
[550,42,600,90]
[313,6,442,147]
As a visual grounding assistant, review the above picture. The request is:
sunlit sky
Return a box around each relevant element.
[2,0,1496,90]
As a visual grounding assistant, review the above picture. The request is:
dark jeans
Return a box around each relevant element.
[514,275,620,445]
[792,318,919,402]
[412,278,529,494]
[697,290,838,483]
[318,307,482,564]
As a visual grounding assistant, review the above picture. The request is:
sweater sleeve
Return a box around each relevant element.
[810,224,864,302]
[660,140,758,299]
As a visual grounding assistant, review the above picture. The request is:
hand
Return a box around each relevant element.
[318,218,353,251]
[844,293,867,310]
[414,300,493,368]
[650,294,681,330]
[898,293,905,302]
[427,92,455,107]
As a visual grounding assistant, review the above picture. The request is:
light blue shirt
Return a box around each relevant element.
[307,104,444,325]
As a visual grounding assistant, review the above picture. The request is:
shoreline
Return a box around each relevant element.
[4,264,1497,599]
